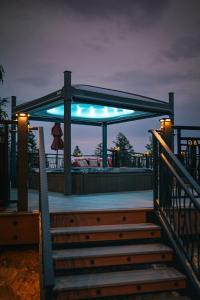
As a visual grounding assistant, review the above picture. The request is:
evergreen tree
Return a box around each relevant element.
[28,130,38,171]
[28,130,37,153]
[0,64,5,83]
[113,132,134,167]
[145,136,153,155]
[94,142,102,157]
[73,145,82,157]
[0,98,8,120]
[0,65,8,120]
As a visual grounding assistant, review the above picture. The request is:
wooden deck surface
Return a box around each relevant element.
[52,243,172,259]
[54,267,186,291]
[8,189,153,213]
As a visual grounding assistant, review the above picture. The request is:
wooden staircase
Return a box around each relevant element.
[50,208,187,300]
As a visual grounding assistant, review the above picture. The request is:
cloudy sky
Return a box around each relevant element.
[1,0,200,153]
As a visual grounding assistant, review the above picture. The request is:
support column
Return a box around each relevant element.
[0,124,9,206]
[63,71,72,195]
[102,123,107,168]
[169,92,174,151]
[160,118,173,149]
[10,96,17,188]
[168,92,174,124]
[159,118,173,207]
[17,113,28,211]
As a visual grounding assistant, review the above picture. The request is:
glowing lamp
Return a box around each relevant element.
[160,118,172,131]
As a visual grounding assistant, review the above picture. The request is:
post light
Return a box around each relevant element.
[159,117,173,148]
[160,118,172,131]
[17,112,29,211]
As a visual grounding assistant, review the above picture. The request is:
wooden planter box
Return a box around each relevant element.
[30,169,152,194]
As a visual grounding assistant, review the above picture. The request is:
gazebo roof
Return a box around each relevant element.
[15,84,173,126]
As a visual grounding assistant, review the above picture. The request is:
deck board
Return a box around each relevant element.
[52,243,172,259]
[51,223,160,235]
[9,189,153,213]
[54,267,186,291]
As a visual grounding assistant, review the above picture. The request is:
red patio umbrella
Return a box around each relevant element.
[51,123,64,168]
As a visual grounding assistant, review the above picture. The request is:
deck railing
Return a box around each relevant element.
[174,125,200,186]
[37,127,54,299]
[151,129,200,296]
[28,152,153,170]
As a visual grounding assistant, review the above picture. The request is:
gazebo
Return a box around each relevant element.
[14,70,174,194]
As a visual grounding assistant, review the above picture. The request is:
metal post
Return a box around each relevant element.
[10,96,17,187]
[63,71,72,195]
[168,92,174,124]
[169,92,174,151]
[177,128,181,160]
[102,123,107,168]
[17,113,28,211]
[160,118,173,149]
[0,124,10,205]
[160,118,173,208]
[152,135,158,209]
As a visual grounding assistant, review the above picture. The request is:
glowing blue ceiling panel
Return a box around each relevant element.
[47,103,135,120]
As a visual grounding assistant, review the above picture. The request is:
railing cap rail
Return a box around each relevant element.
[150,129,200,210]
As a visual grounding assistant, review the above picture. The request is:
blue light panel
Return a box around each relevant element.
[47,104,134,120]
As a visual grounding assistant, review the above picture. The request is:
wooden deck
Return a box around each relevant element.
[9,189,153,213]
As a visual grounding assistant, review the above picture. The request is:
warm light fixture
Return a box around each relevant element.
[160,118,172,130]
[16,112,29,117]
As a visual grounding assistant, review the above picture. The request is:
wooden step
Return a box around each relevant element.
[51,223,161,244]
[50,208,152,227]
[53,243,173,270]
[53,267,186,300]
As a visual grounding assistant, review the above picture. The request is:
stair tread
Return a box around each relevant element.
[51,223,160,235]
[53,267,186,291]
[52,243,172,260]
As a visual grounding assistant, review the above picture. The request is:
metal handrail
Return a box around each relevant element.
[150,128,200,295]
[38,127,54,299]
[150,129,200,210]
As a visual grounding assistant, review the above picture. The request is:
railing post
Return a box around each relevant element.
[152,135,158,209]
[17,113,28,211]
[38,127,54,299]
[0,124,10,206]
[159,119,173,208]
[10,96,17,188]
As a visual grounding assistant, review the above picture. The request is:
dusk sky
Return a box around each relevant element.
[1,0,200,154]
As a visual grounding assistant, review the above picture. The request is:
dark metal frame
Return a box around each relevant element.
[174,125,200,185]
[14,71,174,194]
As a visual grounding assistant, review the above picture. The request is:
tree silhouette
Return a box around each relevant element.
[0,65,5,83]
[73,145,82,157]
[145,136,153,155]
[94,142,102,157]
[0,98,8,120]
[113,132,134,167]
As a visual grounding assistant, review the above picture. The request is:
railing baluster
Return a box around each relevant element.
[150,128,200,295]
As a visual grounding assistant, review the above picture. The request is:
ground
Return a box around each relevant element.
[0,247,39,300]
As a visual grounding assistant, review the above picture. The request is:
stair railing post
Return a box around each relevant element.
[152,134,158,209]
[17,112,28,211]
[159,118,173,208]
